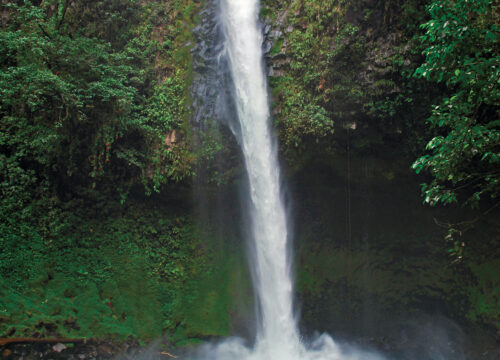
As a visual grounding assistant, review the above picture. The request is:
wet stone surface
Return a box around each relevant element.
[0,340,168,360]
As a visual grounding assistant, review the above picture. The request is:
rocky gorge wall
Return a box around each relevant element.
[252,0,500,352]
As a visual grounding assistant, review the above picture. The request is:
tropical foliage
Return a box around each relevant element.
[412,0,499,208]
[0,0,194,212]
[0,0,209,342]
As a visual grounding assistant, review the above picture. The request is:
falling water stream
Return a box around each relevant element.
[192,1,384,359]
[220,0,300,356]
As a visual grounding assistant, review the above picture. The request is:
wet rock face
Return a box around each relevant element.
[191,0,220,126]
[190,0,234,129]
[2,342,107,360]
[0,340,174,360]
[262,17,288,77]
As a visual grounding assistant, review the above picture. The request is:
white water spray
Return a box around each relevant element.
[192,1,385,359]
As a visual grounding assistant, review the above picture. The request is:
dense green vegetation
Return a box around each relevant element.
[264,0,498,208]
[0,0,194,199]
[412,0,499,208]
[0,0,240,344]
[0,0,498,351]
[263,0,434,162]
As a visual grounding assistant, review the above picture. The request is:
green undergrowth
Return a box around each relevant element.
[171,241,248,346]
[0,197,246,345]
[0,0,248,346]
[467,260,500,329]
[0,202,183,340]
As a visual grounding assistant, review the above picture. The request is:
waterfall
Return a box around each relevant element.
[220,0,300,356]
[191,1,385,359]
